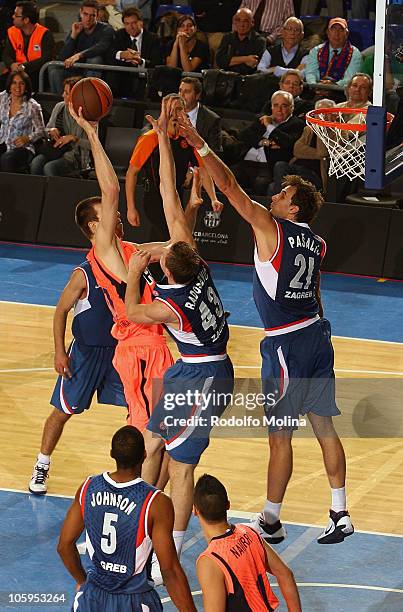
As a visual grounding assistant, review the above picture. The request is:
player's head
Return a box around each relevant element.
[193,474,230,523]
[270,175,324,224]
[160,241,201,284]
[111,426,146,469]
[164,93,185,138]
[75,197,124,241]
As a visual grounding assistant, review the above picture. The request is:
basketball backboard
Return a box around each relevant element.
[365,0,403,189]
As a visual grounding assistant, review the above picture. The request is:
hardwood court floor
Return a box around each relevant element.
[1,301,402,535]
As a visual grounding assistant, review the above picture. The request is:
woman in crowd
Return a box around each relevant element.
[0,70,45,173]
[30,76,91,177]
[166,14,210,72]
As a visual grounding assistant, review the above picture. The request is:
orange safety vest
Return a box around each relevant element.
[7,23,48,64]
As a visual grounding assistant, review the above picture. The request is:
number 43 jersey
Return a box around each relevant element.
[79,473,160,593]
[254,218,327,337]
[152,263,229,362]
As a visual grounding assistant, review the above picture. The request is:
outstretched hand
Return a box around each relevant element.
[128,250,151,275]
[68,102,97,134]
[177,110,204,149]
[146,95,177,136]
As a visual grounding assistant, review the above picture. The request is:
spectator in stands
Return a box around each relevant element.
[179,76,222,153]
[107,7,161,99]
[258,17,306,76]
[231,90,305,194]
[2,1,54,91]
[191,0,241,65]
[216,8,266,75]
[30,76,91,177]
[48,0,114,94]
[261,70,314,118]
[166,15,210,72]
[305,18,362,89]
[239,0,294,45]
[97,5,110,23]
[0,70,45,172]
[300,1,343,17]
[336,72,372,119]
[268,98,336,196]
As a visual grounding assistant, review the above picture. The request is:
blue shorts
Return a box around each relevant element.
[51,340,127,415]
[148,357,234,465]
[261,319,340,432]
[72,582,162,611]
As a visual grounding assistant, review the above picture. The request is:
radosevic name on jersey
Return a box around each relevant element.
[152,263,229,360]
[253,218,326,336]
[72,261,116,347]
[79,473,159,593]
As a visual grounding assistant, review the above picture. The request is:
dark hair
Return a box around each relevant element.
[16,1,38,24]
[180,76,202,96]
[283,175,324,223]
[122,6,143,21]
[81,0,99,10]
[75,196,101,239]
[63,75,82,89]
[6,70,32,99]
[165,241,201,284]
[176,14,196,32]
[111,426,145,469]
[194,474,229,522]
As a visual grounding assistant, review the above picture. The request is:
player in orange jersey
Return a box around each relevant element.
[194,474,301,612]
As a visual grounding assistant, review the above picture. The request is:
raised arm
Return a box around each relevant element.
[146,97,195,247]
[68,103,120,252]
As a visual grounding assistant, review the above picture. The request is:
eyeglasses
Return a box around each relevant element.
[283,26,302,33]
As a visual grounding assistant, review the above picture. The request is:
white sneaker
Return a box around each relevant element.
[317,509,354,544]
[250,513,287,544]
[29,462,50,495]
[151,554,164,586]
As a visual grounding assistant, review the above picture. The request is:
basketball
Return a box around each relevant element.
[70,77,113,121]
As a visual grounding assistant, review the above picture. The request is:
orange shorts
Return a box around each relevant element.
[113,335,174,432]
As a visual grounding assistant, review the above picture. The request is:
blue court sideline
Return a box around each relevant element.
[0,490,402,612]
[1,242,403,342]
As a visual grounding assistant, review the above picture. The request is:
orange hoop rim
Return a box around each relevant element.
[306,107,394,133]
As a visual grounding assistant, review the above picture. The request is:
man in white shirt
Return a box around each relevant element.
[178,76,222,153]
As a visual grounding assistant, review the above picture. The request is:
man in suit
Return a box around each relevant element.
[231,90,305,194]
[107,6,161,98]
[179,76,222,153]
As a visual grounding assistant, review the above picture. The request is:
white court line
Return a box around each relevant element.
[1,301,402,345]
[232,365,403,376]
[1,487,401,538]
[161,583,403,603]
[0,367,53,374]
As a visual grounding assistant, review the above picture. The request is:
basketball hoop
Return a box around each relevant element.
[305,107,394,181]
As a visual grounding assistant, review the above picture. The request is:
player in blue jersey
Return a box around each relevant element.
[124,100,234,577]
[29,249,127,495]
[58,425,196,611]
[178,115,354,546]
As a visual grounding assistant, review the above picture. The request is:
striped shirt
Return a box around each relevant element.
[0,91,45,153]
[239,0,294,40]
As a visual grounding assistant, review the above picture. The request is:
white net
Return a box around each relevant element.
[306,109,367,181]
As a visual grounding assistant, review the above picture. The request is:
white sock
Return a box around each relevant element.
[173,531,185,557]
[331,487,346,513]
[37,453,50,465]
[263,500,282,525]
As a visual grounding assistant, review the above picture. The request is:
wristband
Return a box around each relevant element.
[197,142,210,157]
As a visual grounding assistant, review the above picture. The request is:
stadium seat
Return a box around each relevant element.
[348,19,375,51]
[156,4,194,19]
[104,127,141,179]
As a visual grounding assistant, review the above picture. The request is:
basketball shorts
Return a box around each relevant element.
[113,337,174,432]
[148,357,234,465]
[261,318,340,432]
[72,583,162,612]
[51,340,127,415]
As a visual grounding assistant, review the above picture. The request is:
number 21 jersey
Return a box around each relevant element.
[253,217,326,336]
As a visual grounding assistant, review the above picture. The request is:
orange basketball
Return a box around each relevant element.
[70,77,113,121]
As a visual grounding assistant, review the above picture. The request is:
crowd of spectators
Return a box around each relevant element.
[0,0,401,204]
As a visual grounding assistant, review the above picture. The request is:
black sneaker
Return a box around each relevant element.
[252,513,287,544]
[317,509,354,544]
[29,462,49,495]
